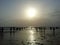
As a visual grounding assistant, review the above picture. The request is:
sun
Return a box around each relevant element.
[26,7,37,18]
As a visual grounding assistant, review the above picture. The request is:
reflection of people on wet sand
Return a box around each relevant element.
[0,32,4,40]
[21,41,25,45]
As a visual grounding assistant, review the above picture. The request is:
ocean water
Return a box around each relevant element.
[0,27,60,45]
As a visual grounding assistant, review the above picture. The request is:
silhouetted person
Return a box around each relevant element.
[10,27,12,33]
[19,28,21,31]
[1,27,3,32]
[50,27,52,30]
[16,27,19,30]
[56,27,60,29]
[50,27,56,37]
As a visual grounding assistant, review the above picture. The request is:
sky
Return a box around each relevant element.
[0,0,60,27]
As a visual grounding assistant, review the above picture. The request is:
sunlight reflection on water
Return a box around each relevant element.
[28,30,35,45]
[29,30,34,35]
[30,33,34,41]
[28,29,35,41]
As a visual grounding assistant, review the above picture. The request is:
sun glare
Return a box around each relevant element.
[26,7,37,18]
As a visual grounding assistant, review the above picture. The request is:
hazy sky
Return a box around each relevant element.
[0,0,60,26]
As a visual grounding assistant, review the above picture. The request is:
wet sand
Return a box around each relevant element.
[0,27,60,45]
